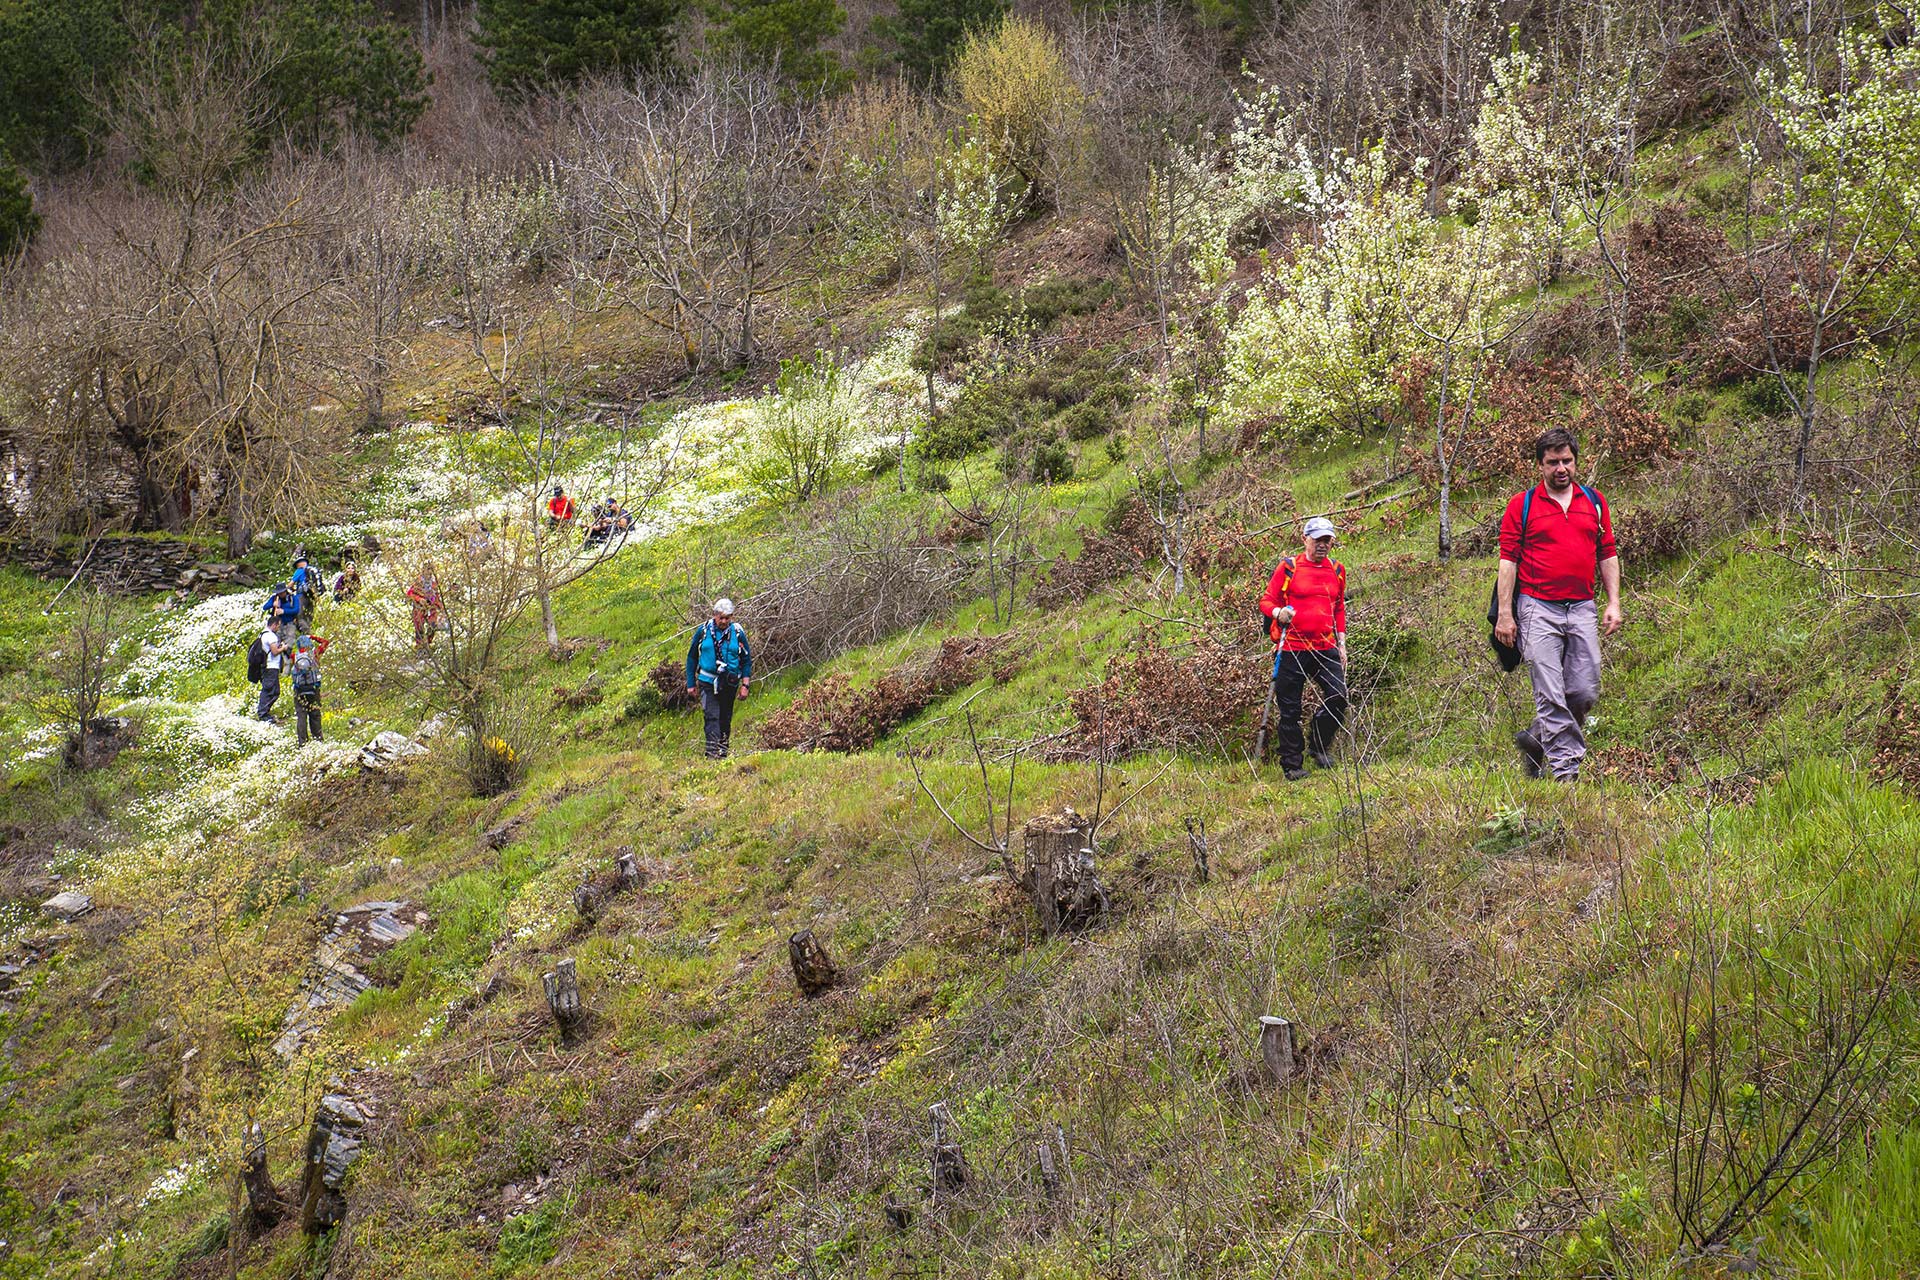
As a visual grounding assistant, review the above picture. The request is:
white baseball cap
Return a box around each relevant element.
[713,598,735,616]
[1302,516,1337,540]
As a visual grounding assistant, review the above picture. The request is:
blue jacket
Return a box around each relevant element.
[263,590,300,626]
[685,620,751,689]
[290,564,317,596]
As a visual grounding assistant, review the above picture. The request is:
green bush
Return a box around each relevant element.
[494,1197,567,1274]
[998,424,1072,483]
[1058,400,1115,441]
[1738,374,1793,417]
[0,155,37,257]
[916,380,1035,462]
[1015,277,1111,327]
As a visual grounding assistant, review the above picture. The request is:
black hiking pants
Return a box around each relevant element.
[701,680,738,759]
[1273,649,1348,770]
[295,688,323,745]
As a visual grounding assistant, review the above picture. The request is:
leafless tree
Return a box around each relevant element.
[32,579,125,769]
[565,65,827,371]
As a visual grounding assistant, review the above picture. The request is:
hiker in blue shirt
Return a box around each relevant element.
[288,553,318,633]
[684,599,751,759]
[263,582,301,642]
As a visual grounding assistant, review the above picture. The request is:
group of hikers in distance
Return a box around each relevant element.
[248,552,361,744]
[236,429,1620,778]
[684,426,1621,779]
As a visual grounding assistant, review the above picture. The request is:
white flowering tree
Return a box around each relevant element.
[745,350,856,504]
[1744,21,1920,501]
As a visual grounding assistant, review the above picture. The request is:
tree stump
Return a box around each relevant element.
[928,1101,968,1202]
[1023,809,1110,936]
[543,959,585,1045]
[575,850,646,924]
[1260,1015,1297,1085]
[241,1121,283,1231]
[299,1092,372,1234]
[1185,816,1210,885]
[615,849,642,890]
[788,929,838,999]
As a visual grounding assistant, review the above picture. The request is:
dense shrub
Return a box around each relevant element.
[917,380,1040,462]
[0,154,37,257]
[477,0,682,93]
[758,635,1011,752]
[949,15,1081,195]
[999,424,1073,483]
[1059,401,1116,440]
[1047,626,1263,762]
[1030,495,1158,606]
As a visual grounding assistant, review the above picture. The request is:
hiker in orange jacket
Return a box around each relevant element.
[1258,516,1349,780]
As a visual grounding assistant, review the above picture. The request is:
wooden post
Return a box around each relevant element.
[1260,1015,1297,1085]
[1185,816,1209,885]
[1024,809,1110,936]
[544,959,584,1045]
[787,929,838,999]
[929,1101,968,1202]
[241,1120,283,1231]
[1037,1137,1059,1197]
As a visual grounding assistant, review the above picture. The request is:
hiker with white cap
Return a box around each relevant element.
[1256,516,1349,780]
[685,598,752,759]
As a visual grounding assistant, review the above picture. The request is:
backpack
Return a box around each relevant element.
[1255,556,1345,643]
[1487,485,1604,671]
[246,637,266,684]
[291,649,321,693]
[1255,557,1295,640]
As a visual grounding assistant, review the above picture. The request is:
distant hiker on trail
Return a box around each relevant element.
[547,486,577,527]
[255,625,288,722]
[585,499,630,546]
[1495,427,1622,783]
[290,635,326,744]
[1258,516,1349,781]
[263,582,301,642]
[406,564,443,651]
[331,561,361,604]
[685,598,751,760]
[289,553,318,632]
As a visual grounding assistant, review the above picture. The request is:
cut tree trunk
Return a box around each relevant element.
[241,1121,283,1231]
[1023,810,1110,936]
[543,958,585,1045]
[929,1102,968,1202]
[787,929,838,999]
[1260,1015,1297,1085]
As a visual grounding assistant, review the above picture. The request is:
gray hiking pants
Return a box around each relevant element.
[1517,596,1601,781]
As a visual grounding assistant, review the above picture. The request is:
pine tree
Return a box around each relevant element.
[711,0,848,92]
[476,0,686,93]
[876,0,1006,85]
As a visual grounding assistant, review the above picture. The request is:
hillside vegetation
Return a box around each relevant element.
[2,2,1919,1278]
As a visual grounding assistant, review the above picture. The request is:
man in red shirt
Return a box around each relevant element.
[1258,515,1349,780]
[547,486,578,526]
[1494,427,1622,781]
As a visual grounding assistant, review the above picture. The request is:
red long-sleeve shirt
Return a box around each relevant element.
[1499,484,1616,603]
[1259,556,1347,651]
[548,494,577,522]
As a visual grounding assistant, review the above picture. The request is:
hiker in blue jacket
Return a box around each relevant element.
[288,553,318,633]
[263,582,301,642]
[684,598,752,759]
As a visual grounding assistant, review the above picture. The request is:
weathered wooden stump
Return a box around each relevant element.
[788,929,839,999]
[1185,816,1210,885]
[299,1091,372,1234]
[543,959,585,1045]
[1259,1015,1297,1085]
[575,849,647,924]
[929,1101,968,1202]
[1024,809,1110,936]
[241,1120,284,1231]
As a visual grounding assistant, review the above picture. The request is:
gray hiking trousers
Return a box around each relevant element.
[1517,596,1601,781]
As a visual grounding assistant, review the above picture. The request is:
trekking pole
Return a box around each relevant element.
[1252,622,1289,765]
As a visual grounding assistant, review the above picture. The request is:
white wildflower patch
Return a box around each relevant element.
[118,590,263,697]
[138,1156,209,1208]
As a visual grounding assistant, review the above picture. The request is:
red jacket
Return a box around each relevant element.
[548,494,577,521]
[1499,484,1615,603]
[1259,555,1347,651]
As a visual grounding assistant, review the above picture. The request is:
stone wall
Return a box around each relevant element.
[0,536,257,594]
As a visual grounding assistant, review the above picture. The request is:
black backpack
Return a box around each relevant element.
[246,637,266,684]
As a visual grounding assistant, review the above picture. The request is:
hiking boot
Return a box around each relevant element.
[1513,729,1545,779]
[1283,767,1309,781]
[1311,750,1335,769]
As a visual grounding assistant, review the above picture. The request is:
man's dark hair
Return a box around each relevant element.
[1535,427,1579,461]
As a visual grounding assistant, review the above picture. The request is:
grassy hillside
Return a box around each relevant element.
[5,118,1920,1280]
